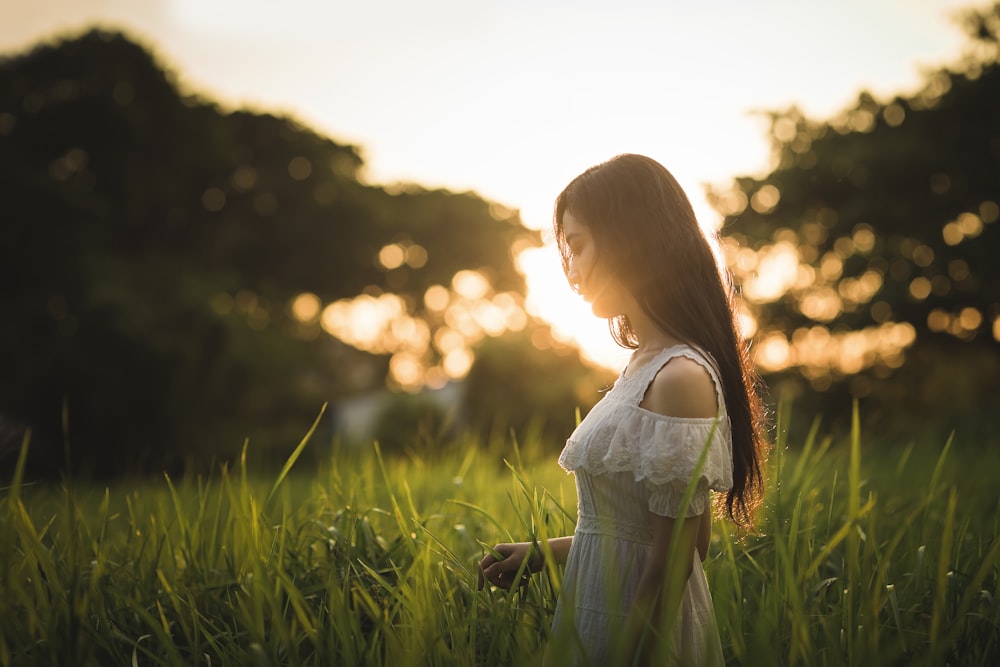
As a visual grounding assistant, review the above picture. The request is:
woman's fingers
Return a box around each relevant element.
[477,553,498,590]
[479,555,509,590]
[477,544,526,590]
[477,547,503,590]
[484,561,515,589]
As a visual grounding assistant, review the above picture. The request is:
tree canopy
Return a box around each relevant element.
[0,29,562,476]
[712,2,1000,431]
[4,4,1000,474]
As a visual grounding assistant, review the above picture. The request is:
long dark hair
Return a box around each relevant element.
[553,153,768,526]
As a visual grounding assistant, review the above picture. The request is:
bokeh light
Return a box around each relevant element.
[745,241,800,302]
[317,269,533,390]
[291,292,321,322]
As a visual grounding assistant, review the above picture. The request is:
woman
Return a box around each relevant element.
[478,154,768,665]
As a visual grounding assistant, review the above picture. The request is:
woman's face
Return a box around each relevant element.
[562,210,631,319]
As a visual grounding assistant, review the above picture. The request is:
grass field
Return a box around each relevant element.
[1,405,998,666]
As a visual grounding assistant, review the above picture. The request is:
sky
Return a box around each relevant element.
[1,0,982,369]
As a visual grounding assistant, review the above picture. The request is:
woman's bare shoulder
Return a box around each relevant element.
[640,355,718,419]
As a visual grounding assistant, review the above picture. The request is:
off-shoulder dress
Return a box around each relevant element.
[543,344,732,666]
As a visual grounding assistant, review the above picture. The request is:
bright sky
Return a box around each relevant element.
[2,0,979,371]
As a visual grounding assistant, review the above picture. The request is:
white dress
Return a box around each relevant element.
[543,345,732,666]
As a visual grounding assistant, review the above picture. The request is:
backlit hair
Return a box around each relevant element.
[554,153,768,526]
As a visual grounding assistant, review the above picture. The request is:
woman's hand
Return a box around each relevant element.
[477,542,540,590]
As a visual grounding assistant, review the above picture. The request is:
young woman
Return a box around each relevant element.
[478,154,768,665]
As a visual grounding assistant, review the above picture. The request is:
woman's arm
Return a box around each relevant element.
[697,506,712,561]
[622,512,702,664]
[624,356,718,660]
[477,535,573,590]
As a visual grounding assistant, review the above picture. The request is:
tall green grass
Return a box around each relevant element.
[1,406,997,666]
[713,405,1000,666]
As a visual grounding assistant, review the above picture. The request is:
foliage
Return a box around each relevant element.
[460,329,615,448]
[713,2,1000,431]
[0,409,997,666]
[0,29,538,476]
[370,390,457,456]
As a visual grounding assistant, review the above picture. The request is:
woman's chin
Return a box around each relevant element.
[589,303,621,319]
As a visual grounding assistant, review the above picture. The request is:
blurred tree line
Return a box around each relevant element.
[3,3,999,477]
[714,2,1000,437]
[0,29,608,477]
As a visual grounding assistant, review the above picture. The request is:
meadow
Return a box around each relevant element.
[1,406,998,666]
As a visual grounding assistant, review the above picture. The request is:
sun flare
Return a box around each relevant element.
[516,244,630,372]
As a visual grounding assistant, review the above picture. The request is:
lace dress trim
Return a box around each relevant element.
[558,345,734,514]
[559,405,733,490]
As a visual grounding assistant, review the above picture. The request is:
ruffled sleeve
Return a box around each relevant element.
[645,477,710,518]
[559,402,733,517]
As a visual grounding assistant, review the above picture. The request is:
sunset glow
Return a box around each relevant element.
[282,204,938,388]
[517,244,631,371]
[308,269,530,389]
[6,0,975,389]
[756,322,916,381]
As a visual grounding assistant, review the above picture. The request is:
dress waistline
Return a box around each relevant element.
[575,514,653,545]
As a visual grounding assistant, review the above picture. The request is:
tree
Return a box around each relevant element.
[0,29,538,476]
[710,2,1000,432]
[461,328,615,448]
